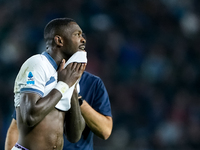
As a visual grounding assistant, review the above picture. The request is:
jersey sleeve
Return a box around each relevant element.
[14,55,46,97]
[93,78,112,117]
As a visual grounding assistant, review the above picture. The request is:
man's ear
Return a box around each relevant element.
[54,35,63,46]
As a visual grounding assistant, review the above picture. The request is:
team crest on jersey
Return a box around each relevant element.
[27,72,35,85]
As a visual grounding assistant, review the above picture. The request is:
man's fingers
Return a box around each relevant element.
[74,63,86,73]
[75,63,82,71]
[63,62,86,74]
[58,59,66,71]
[71,62,78,71]
[80,63,86,72]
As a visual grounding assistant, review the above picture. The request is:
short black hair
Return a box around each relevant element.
[44,18,75,42]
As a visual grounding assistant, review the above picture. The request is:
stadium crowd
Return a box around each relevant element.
[1,0,200,149]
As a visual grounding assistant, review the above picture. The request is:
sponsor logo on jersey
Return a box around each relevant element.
[27,72,35,85]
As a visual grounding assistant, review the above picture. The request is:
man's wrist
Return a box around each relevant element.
[54,81,69,96]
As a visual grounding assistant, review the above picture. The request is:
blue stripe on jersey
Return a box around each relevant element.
[42,52,58,70]
[45,76,56,86]
[20,88,44,97]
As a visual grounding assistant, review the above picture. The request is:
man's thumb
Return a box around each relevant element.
[58,59,65,71]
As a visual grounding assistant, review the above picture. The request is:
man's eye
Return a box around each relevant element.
[75,33,80,36]
[74,32,84,37]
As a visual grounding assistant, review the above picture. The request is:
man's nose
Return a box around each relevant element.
[81,37,86,44]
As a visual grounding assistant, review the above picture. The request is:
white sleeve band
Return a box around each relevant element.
[54,81,69,96]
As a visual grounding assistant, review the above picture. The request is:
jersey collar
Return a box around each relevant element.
[42,51,58,70]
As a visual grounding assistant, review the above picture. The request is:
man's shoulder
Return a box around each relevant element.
[80,71,105,90]
[22,54,48,69]
[24,54,46,64]
[82,71,101,81]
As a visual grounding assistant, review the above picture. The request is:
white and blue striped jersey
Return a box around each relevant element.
[14,52,58,107]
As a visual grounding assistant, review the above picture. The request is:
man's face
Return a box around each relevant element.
[62,22,86,55]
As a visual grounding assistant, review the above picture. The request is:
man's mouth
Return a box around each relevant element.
[79,45,85,50]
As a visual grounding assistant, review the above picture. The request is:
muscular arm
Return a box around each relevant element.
[5,119,18,150]
[20,90,62,127]
[64,89,85,143]
[81,100,113,140]
[20,62,86,127]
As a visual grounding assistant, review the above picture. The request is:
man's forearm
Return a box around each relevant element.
[20,89,62,127]
[5,119,18,150]
[64,92,85,143]
[81,100,113,140]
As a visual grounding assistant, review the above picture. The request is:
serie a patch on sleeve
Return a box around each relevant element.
[26,71,35,85]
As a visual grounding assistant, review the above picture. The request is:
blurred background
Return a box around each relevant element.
[1,0,200,149]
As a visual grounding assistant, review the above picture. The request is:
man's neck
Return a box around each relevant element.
[46,49,63,68]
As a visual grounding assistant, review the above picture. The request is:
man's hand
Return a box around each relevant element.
[58,59,86,87]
